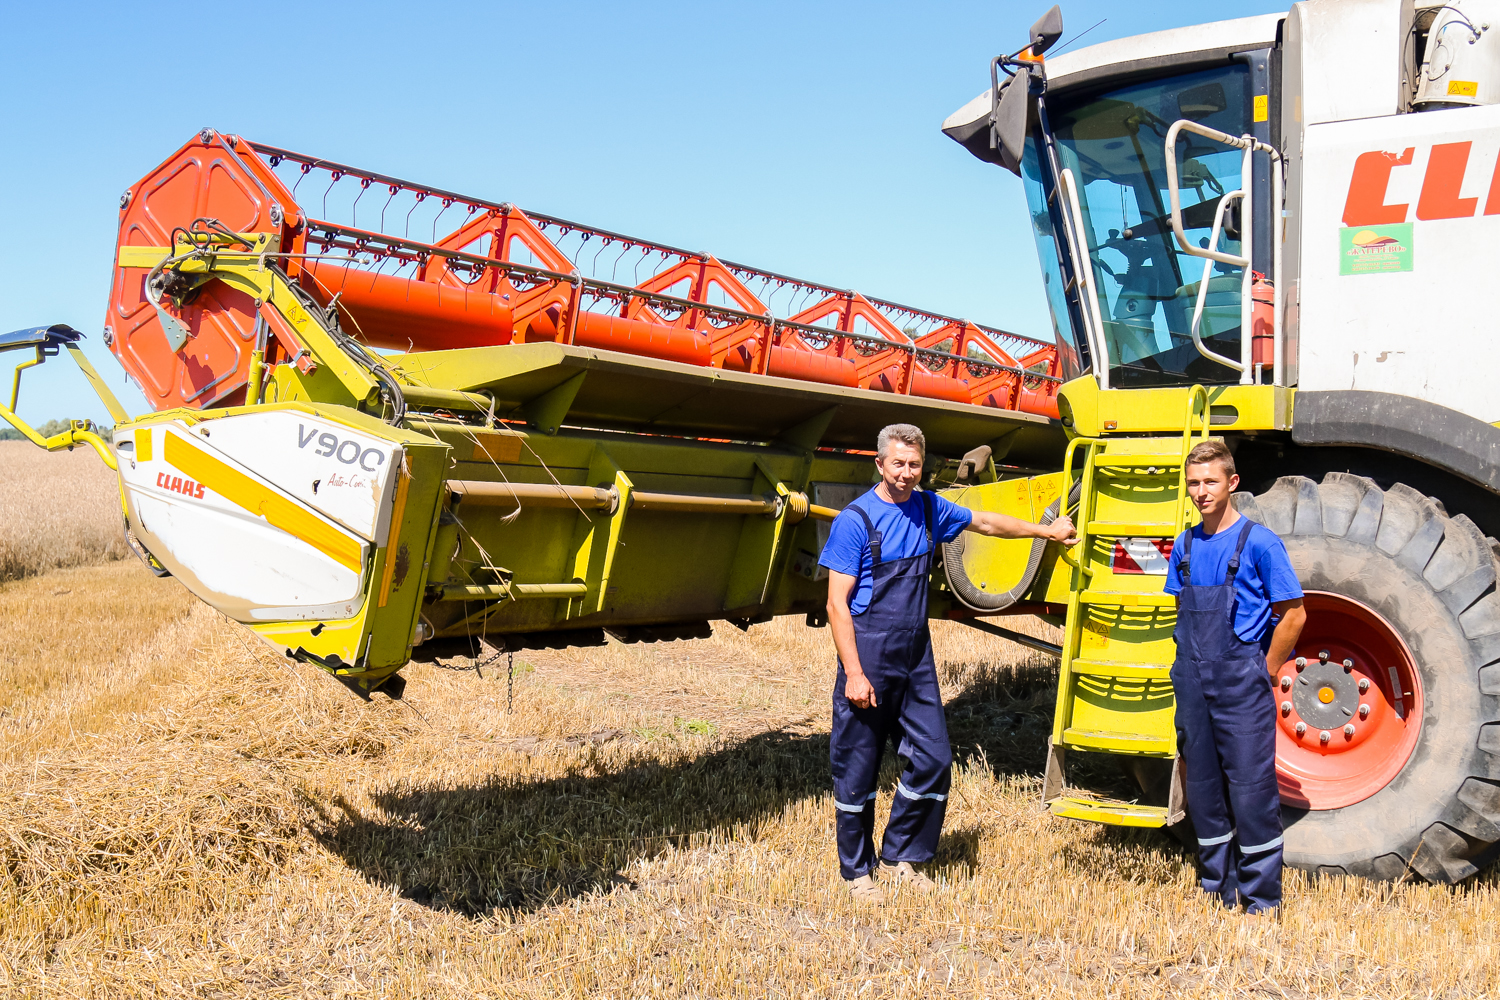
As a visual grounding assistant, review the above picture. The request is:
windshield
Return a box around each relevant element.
[1027,64,1253,387]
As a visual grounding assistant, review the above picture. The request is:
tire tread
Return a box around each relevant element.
[1259,474,1500,883]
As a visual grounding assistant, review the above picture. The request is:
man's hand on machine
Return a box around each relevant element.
[844,668,878,709]
[1043,515,1078,545]
[965,510,1078,546]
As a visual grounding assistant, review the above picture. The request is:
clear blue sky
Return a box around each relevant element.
[0,0,1281,426]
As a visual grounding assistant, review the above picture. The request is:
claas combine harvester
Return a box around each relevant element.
[0,124,1073,683]
[12,0,1500,886]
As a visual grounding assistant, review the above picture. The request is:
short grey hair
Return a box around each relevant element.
[876,423,925,459]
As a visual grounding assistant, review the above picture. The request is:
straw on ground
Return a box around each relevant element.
[3,446,1500,997]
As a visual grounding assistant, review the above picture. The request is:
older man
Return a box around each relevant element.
[819,423,1075,902]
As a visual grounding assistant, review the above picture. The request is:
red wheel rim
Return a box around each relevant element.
[1273,591,1423,810]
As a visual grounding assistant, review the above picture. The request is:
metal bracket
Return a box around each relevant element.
[522,371,586,435]
[1167,754,1188,827]
[155,305,192,352]
[1042,739,1066,804]
[774,406,838,452]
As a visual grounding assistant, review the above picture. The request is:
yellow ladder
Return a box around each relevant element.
[1044,387,1211,827]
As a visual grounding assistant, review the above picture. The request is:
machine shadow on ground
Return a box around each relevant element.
[310,658,1188,915]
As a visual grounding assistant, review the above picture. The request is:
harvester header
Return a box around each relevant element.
[108,129,1068,420]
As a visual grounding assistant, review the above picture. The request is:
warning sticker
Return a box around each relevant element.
[1340,223,1413,275]
[1253,94,1269,122]
[1448,80,1479,97]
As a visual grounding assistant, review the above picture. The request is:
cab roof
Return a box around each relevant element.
[941,13,1283,141]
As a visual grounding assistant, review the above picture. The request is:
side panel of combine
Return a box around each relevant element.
[119,419,373,622]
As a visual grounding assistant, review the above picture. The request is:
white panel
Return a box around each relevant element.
[200,410,401,543]
[1288,0,1408,126]
[118,421,368,623]
[1297,103,1500,421]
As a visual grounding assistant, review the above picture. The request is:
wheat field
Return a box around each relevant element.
[4,444,1500,997]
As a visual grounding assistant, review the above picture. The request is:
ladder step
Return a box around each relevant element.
[1079,590,1176,608]
[1086,520,1179,537]
[1091,455,1183,469]
[1069,657,1172,680]
[1049,796,1169,828]
[1062,727,1174,754]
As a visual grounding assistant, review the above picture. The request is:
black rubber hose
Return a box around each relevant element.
[941,479,1080,613]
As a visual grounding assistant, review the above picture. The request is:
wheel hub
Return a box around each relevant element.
[1273,592,1422,810]
[1289,653,1361,735]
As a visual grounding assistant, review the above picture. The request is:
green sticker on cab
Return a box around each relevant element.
[1340,223,1413,275]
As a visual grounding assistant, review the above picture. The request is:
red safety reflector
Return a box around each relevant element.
[1113,538,1173,575]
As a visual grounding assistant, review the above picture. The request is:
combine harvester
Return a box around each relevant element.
[9,0,1500,886]
[938,0,1500,884]
[0,125,1070,690]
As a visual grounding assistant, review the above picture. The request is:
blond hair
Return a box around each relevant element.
[1185,439,1236,477]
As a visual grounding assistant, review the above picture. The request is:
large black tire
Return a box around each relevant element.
[1235,473,1500,883]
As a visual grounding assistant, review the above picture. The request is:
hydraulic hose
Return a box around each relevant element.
[941,479,1081,613]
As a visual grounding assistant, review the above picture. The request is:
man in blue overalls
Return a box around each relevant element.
[820,423,1076,902]
[1166,440,1306,916]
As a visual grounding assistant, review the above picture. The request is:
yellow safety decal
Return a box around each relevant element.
[1080,617,1113,650]
[135,428,153,462]
[163,432,364,572]
[1449,80,1479,97]
[1253,94,1269,122]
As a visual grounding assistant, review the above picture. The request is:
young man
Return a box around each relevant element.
[820,423,1076,903]
[1165,439,1306,916]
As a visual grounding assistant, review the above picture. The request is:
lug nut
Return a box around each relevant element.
[1359,704,1370,718]
[1280,676,1292,691]
[1343,658,1354,672]
[1295,722,1307,735]
[1358,678,1371,693]
[1296,657,1307,671]
[1281,701,1292,715]
[1320,730,1331,744]
[1319,650,1330,664]
[1344,724,1356,737]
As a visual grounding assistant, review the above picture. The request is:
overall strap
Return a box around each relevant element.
[1176,527,1194,587]
[853,504,883,565]
[1224,516,1256,584]
[920,490,934,549]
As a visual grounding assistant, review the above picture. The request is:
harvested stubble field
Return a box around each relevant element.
[4,446,1500,998]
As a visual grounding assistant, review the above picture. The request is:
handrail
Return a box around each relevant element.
[1185,191,1248,375]
[1056,168,1111,390]
[1058,434,1101,573]
[1163,120,1284,387]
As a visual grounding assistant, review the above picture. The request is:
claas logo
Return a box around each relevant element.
[156,471,206,499]
[1344,141,1500,225]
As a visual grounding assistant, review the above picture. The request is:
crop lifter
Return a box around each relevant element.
[1171,517,1283,912]
[830,490,954,880]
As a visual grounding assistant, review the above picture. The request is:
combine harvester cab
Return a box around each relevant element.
[2,128,1071,695]
[945,1,1500,883]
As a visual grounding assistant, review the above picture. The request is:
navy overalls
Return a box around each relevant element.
[831,490,954,880]
[1172,517,1283,913]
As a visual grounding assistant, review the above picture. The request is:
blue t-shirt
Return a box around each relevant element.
[1164,517,1303,646]
[819,488,973,614]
